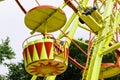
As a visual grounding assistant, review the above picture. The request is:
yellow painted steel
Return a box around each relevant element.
[45,16,79,80]
[101,10,120,55]
[24,6,67,34]
[40,42,48,59]
[46,76,56,80]
[21,0,120,80]
[78,23,90,31]
[32,45,39,61]
[66,16,79,46]
[102,42,120,55]
[25,38,67,75]
[78,11,102,33]
[91,10,103,24]
[23,36,69,79]
[31,75,37,80]
[82,0,89,8]
[85,0,116,80]
[57,12,77,39]
[102,0,114,19]
[26,46,32,64]
[99,66,120,78]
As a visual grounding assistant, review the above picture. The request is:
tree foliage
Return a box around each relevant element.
[4,61,43,80]
[0,37,15,80]
[0,37,15,64]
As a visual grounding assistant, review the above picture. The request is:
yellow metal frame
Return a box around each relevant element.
[15,0,120,80]
[31,0,120,79]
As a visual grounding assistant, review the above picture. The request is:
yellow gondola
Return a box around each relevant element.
[22,34,68,76]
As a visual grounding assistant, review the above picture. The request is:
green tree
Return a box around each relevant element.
[0,37,15,64]
[0,37,15,79]
[4,61,44,80]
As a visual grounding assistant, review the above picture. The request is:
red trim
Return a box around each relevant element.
[35,42,43,59]
[101,63,116,67]
[64,0,78,13]
[23,48,28,64]
[44,42,53,58]
[68,56,85,70]
[28,44,34,60]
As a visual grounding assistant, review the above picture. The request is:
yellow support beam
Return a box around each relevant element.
[100,10,120,55]
[102,42,120,55]
[78,23,90,31]
[31,75,37,80]
[82,0,89,8]
[46,76,56,80]
[57,12,77,39]
[45,16,79,80]
[85,0,114,80]
[66,16,79,46]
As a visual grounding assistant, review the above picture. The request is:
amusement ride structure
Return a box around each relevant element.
[15,0,120,80]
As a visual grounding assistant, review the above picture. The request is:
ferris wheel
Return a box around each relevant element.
[15,0,120,80]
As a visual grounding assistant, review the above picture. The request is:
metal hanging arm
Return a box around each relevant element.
[64,0,78,13]
[35,0,40,6]
[15,0,27,14]
[68,56,85,70]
